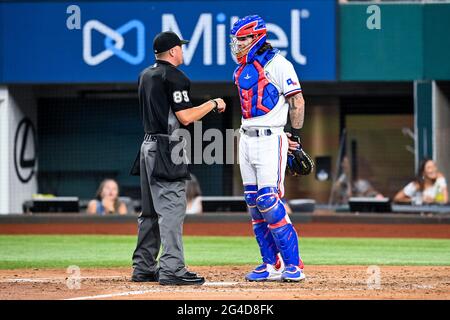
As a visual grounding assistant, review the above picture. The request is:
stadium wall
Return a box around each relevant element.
[0,86,38,214]
[340,2,450,81]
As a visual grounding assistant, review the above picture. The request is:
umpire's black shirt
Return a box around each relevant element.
[138,60,193,134]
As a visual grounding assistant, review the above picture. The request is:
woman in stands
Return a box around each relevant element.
[87,179,128,215]
[394,158,448,205]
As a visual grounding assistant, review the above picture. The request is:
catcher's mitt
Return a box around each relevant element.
[286,136,314,176]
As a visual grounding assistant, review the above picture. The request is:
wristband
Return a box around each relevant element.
[290,128,301,138]
[210,99,218,112]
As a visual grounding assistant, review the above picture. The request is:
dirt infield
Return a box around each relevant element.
[1,222,450,238]
[1,220,449,300]
[0,265,449,300]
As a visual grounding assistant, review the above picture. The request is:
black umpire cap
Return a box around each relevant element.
[153,31,189,54]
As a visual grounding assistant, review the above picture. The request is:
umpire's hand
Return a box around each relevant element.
[214,98,226,113]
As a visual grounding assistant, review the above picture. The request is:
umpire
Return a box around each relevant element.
[131,31,226,286]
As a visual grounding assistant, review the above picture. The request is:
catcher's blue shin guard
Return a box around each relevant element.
[244,185,280,281]
[256,187,305,282]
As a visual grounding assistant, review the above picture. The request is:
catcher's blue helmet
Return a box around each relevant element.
[230,15,267,64]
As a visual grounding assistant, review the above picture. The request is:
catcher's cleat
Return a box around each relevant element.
[245,263,282,282]
[281,265,306,282]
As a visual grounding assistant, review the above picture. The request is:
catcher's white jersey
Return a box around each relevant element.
[241,53,302,130]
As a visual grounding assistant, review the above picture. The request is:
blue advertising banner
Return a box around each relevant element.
[0,1,336,83]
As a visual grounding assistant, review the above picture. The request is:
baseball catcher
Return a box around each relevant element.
[231,15,306,282]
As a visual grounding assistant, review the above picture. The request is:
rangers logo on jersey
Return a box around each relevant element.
[286,78,298,86]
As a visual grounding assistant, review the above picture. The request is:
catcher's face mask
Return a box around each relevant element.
[230,35,254,61]
[230,15,267,64]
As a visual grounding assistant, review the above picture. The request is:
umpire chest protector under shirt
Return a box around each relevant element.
[138,60,193,135]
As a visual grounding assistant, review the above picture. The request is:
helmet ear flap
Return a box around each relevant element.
[245,34,267,62]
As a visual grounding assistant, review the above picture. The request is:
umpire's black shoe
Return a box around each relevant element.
[131,273,158,282]
[159,274,205,286]
[184,271,198,278]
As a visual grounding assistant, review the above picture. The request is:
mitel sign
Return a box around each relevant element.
[78,10,310,67]
[0,1,336,82]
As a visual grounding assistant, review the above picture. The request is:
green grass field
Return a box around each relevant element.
[0,235,449,269]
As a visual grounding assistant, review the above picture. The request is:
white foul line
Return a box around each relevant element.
[204,281,238,286]
[65,290,156,300]
[2,275,124,283]
[64,282,239,300]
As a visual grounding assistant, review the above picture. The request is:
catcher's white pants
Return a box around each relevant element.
[239,128,288,197]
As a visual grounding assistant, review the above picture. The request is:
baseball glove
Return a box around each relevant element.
[286,136,314,176]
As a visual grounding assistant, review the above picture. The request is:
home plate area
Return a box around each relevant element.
[0,265,448,300]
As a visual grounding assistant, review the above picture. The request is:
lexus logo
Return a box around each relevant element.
[14,118,37,183]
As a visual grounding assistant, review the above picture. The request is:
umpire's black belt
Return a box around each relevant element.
[242,128,272,137]
[144,133,157,142]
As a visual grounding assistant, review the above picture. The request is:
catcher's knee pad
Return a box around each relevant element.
[256,187,285,225]
[244,185,263,221]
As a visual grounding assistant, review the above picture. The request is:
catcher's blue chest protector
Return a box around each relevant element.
[234,49,280,119]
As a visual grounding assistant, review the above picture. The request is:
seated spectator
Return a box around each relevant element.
[332,156,352,204]
[353,179,384,199]
[186,174,203,214]
[87,179,127,215]
[394,158,448,205]
[332,156,384,203]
